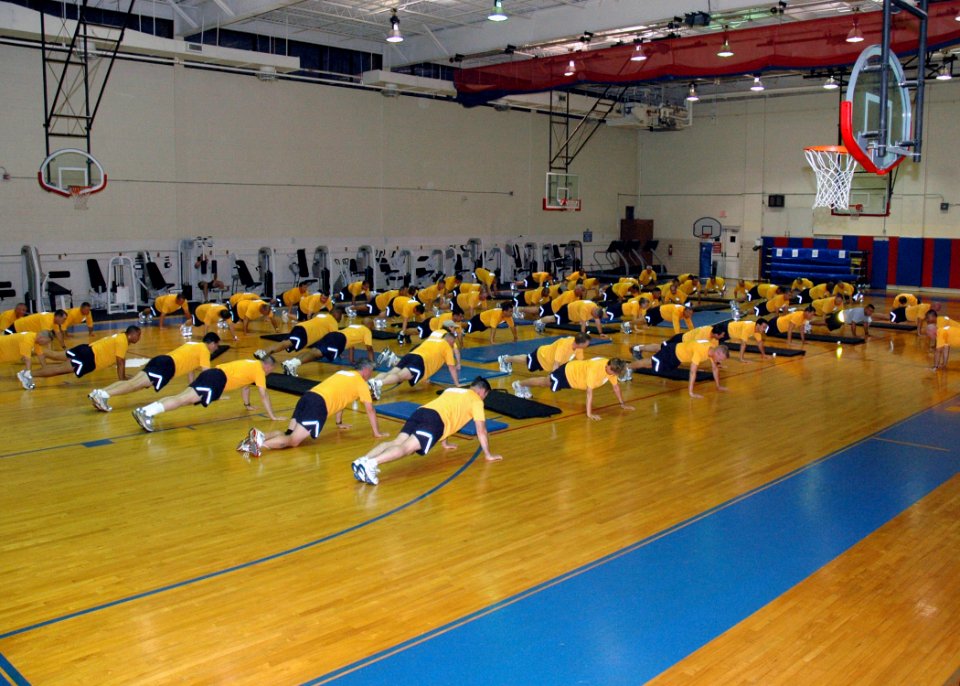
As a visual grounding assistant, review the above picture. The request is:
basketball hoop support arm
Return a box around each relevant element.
[878,0,927,163]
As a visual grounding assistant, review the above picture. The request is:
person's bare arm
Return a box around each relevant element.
[688,362,702,398]
[363,401,389,438]
[585,386,601,420]
[474,420,502,461]
[116,357,127,380]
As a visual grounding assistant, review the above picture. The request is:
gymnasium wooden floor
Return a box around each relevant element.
[1,295,959,685]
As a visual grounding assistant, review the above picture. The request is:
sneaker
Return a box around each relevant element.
[386,351,401,367]
[89,389,112,412]
[534,321,545,334]
[511,380,530,399]
[368,378,383,401]
[138,312,147,324]
[497,355,512,374]
[803,322,812,334]
[281,311,290,324]
[17,369,35,390]
[345,306,357,318]
[631,345,644,361]
[620,368,633,382]
[253,349,267,360]
[352,457,380,485]
[244,428,265,457]
[621,322,633,335]
[375,348,392,368]
[179,324,194,338]
[397,331,405,345]
[282,358,301,377]
[132,408,154,432]
[513,309,525,321]
[236,437,253,454]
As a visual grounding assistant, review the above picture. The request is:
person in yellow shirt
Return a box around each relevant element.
[282,324,375,375]
[752,287,792,318]
[703,276,726,297]
[892,293,919,309]
[58,302,95,337]
[713,319,770,361]
[367,331,458,400]
[534,298,608,337]
[746,282,781,302]
[239,361,387,457]
[229,292,260,309]
[4,331,52,389]
[415,281,447,310]
[415,311,464,345]
[791,277,813,292]
[890,301,938,335]
[678,276,701,300]
[637,266,658,287]
[132,357,282,432]
[297,292,334,320]
[337,280,371,304]
[643,303,694,334]
[498,333,590,374]
[600,281,640,304]
[611,297,650,334]
[193,302,239,340]
[514,271,552,290]
[351,378,502,485]
[443,274,463,294]
[142,293,190,328]
[733,280,755,302]
[629,340,729,398]
[474,267,497,296]
[0,302,28,333]
[796,281,833,305]
[833,281,855,297]
[810,294,845,331]
[512,357,633,421]
[8,310,68,348]
[386,296,426,340]
[465,302,518,344]
[451,289,486,319]
[659,280,683,305]
[766,307,816,345]
[255,309,343,358]
[276,284,310,317]
[27,326,141,388]
[666,324,727,347]
[354,288,401,320]
[519,285,583,322]
[236,299,281,334]
[931,323,960,370]
[88,333,220,411]
[513,286,551,311]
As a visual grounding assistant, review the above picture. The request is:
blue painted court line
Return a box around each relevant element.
[0,448,483,642]
[0,652,29,686]
[81,439,113,448]
[306,406,960,685]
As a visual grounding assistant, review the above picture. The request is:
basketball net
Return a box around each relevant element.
[69,185,90,211]
[804,145,858,210]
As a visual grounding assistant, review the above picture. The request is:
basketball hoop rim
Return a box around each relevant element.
[803,145,849,155]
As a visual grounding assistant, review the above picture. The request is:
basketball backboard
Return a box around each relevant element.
[831,169,894,217]
[38,148,106,198]
[544,172,581,211]
[841,44,912,175]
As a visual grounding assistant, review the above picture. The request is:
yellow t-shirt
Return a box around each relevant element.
[14,312,55,333]
[230,292,259,308]
[775,310,807,334]
[237,300,269,321]
[893,293,918,308]
[422,388,486,442]
[374,290,400,311]
[637,269,657,286]
[562,357,618,390]
[936,325,960,349]
[681,325,718,344]
[155,294,189,316]
[760,294,789,314]
[812,297,841,316]
[456,292,481,311]
[60,307,94,332]
[300,314,340,343]
[659,284,682,303]
[567,300,598,323]
[791,277,813,291]
[417,284,443,304]
[479,308,511,329]
[412,337,456,377]
[808,283,830,300]
[0,309,21,331]
[757,283,780,299]
[660,304,690,333]
[536,336,585,369]
[675,341,712,366]
[0,332,43,362]
[833,282,855,297]
[704,277,725,292]
[167,341,212,376]
[550,290,578,314]
[347,281,368,297]
[621,300,643,320]
[428,312,459,332]
[311,369,372,413]
[905,304,932,322]
[678,280,700,297]
[218,359,266,391]
[281,287,306,307]
[611,282,637,298]
[91,332,129,371]
[727,321,762,343]
[341,324,373,348]
[299,293,332,315]
[443,276,461,292]
[521,288,550,306]
[474,268,496,288]
[196,303,230,327]
[529,272,551,286]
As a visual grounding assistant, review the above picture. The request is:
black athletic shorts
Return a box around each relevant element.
[890,307,907,323]
[384,297,401,318]
[796,288,812,304]
[746,286,761,302]
[650,344,682,375]
[665,332,685,346]
[538,304,550,318]
[713,320,732,339]
[400,408,444,455]
[314,331,347,361]
[526,352,544,372]
[605,301,624,319]
[554,304,571,325]
[765,317,786,337]
[548,363,571,391]
[143,354,176,391]
[190,368,227,406]
[825,312,843,331]
[292,392,328,439]
[465,314,488,333]
[396,353,426,386]
[66,343,96,378]
[286,326,309,352]
[644,307,664,327]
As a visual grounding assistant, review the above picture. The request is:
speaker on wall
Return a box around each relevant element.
[625,206,635,220]
[768,194,785,208]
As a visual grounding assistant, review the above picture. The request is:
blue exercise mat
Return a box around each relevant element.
[656,310,732,329]
[459,336,607,364]
[429,365,507,385]
[374,401,508,435]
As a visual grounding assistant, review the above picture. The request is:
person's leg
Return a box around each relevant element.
[503,353,527,366]
[142,387,202,416]
[517,375,551,389]
[374,367,412,387]
[100,371,150,397]
[263,424,312,450]
[30,361,73,377]
[367,434,422,466]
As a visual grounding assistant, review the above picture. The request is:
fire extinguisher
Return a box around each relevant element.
[668,243,673,257]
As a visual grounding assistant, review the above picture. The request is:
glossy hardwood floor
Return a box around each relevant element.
[1,296,958,685]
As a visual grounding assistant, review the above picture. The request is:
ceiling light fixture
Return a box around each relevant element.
[936,62,953,80]
[717,27,734,57]
[386,9,403,43]
[823,75,839,90]
[630,39,647,62]
[846,10,864,43]
[564,58,576,77]
[751,76,765,92]
[686,83,699,102]
[488,0,507,22]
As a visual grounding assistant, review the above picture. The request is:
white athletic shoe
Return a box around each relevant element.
[245,428,265,457]
[631,345,644,361]
[89,389,112,412]
[533,321,545,334]
[132,408,154,432]
[253,349,268,360]
[386,351,401,367]
[17,369,35,390]
[620,368,633,382]
[138,312,147,324]
[803,322,812,334]
[236,437,253,454]
[497,355,512,374]
[511,380,530,399]
[179,324,194,339]
[621,322,633,335]
[282,358,302,377]
[512,309,525,321]
[368,378,383,401]
[375,348,392,368]
[345,306,357,318]
[352,457,380,485]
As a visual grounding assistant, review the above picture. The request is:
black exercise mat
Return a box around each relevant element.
[259,333,289,341]
[635,367,713,382]
[766,330,865,345]
[266,373,315,395]
[373,330,400,340]
[435,388,561,418]
[545,322,621,334]
[743,344,805,357]
[870,321,917,331]
[210,344,231,360]
[690,302,729,312]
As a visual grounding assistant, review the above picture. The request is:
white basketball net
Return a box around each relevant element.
[804,147,858,210]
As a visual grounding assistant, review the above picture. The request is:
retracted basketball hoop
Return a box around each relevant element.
[37,148,107,209]
[804,145,858,210]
